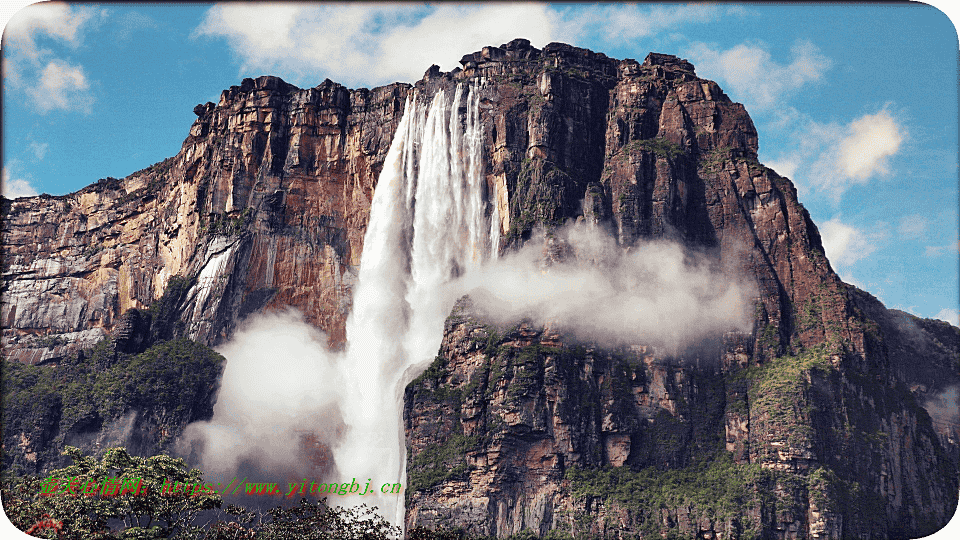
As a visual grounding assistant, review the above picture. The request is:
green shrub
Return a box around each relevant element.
[625,137,684,160]
[566,452,772,535]
[406,429,478,496]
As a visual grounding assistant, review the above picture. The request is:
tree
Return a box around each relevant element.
[2,446,221,539]
[201,499,401,540]
[2,447,404,539]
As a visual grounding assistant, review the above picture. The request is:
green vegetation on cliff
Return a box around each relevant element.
[406,428,478,500]
[2,274,222,474]
[739,345,835,426]
[563,448,847,540]
[625,137,684,161]
[568,452,755,509]
[199,207,254,237]
[2,337,224,474]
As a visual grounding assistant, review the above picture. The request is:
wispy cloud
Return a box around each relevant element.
[114,10,157,42]
[28,141,49,161]
[767,109,906,201]
[763,156,799,181]
[925,242,959,257]
[686,40,831,110]
[4,2,98,114]
[558,3,724,44]
[897,214,928,240]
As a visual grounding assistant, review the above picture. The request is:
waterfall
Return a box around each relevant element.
[336,80,496,527]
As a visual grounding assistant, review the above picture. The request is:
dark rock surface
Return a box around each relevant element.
[401,42,959,539]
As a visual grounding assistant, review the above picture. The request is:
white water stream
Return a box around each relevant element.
[336,80,498,526]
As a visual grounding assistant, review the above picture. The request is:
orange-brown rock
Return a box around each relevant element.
[2,76,410,360]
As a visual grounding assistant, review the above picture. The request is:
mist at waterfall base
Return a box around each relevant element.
[179,310,346,506]
[178,83,754,527]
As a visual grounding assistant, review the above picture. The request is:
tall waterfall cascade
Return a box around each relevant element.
[336,80,499,527]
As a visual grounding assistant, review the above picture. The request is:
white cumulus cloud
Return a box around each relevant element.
[2,167,39,199]
[4,1,92,60]
[194,3,560,87]
[4,2,97,114]
[193,3,733,88]
[819,217,885,268]
[686,40,831,110]
[808,110,905,199]
[835,110,904,180]
[768,109,906,201]
[26,59,93,113]
[934,308,959,327]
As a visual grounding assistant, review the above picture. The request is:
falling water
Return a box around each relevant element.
[336,80,497,527]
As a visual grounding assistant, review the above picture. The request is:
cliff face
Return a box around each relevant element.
[2,38,957,539]
[401,41,959,539]
[2,75,409,361]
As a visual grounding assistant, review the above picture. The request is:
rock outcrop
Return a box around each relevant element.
[2,39,957,539]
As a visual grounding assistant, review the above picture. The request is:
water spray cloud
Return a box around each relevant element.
[182,81,496,528]
[180,309,345,487]
[458,223,755,351]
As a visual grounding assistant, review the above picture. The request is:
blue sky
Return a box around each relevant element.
[1,1,958,331]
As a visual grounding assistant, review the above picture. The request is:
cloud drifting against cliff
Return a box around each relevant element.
[819,217,886,268]
[180,223,757,504]
[458,223,755,351]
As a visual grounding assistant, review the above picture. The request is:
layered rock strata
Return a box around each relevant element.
[2,76,410,360]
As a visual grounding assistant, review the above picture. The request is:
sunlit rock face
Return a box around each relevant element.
[2,38,958,539]
[2,76,410,359]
